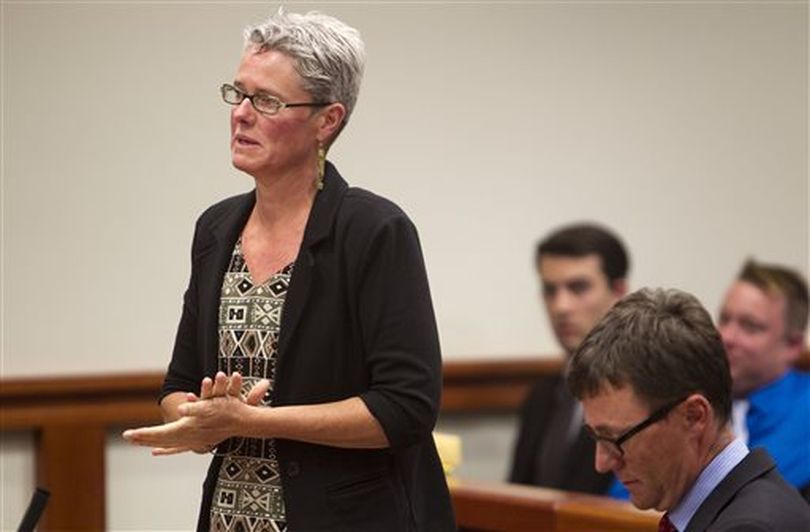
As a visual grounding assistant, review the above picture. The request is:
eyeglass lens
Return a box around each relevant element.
[221,84,282,115]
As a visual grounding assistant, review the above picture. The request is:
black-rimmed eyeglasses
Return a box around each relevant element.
[584,396,687,458]
[220,83,332,116]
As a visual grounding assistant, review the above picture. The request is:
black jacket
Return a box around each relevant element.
[686,448,810,532]
[161,163,455,531]
[508,374,613,494]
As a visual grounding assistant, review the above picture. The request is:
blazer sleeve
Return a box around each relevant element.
[160,217,206,402]
[354,212,442,449]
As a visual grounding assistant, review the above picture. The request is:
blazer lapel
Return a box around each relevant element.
[685,448,776,532]
[276,163,348,386]
[198,192,256,378]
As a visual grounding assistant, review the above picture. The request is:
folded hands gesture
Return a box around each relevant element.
[123,372,270,456]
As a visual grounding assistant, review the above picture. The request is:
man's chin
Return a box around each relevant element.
[557,337,582,355]
[627,492,653,511]
[627,488,666,512]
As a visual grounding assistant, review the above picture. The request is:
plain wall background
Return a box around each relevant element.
[2,1,807,529]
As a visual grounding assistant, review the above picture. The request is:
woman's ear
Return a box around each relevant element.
[317,102,347,144]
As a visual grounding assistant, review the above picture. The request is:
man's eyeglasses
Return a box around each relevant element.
[584,396,687,457]
[220,83,332,116]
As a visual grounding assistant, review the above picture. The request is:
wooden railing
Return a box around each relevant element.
[2,353,807,530]
[450,478,659,531]
[0,359,561,531]
[1,373,165,531]
[442,357,562,412]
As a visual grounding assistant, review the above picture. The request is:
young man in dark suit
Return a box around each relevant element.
[568,288,810,531]
[508,224,628,493]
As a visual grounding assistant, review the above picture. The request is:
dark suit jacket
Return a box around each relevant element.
[161,163,455,531]
[685,448,810,531]
[508,374,613,494]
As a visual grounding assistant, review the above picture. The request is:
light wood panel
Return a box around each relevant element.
[450,477,659,532]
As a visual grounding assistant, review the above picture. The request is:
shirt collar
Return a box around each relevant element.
[668,438,748,532]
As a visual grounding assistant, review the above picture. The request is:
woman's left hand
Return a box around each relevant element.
[123,373,270,456]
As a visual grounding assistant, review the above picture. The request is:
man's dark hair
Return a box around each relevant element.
[738,259,809,338]
[536,223,629,285]
[567,288,732,425]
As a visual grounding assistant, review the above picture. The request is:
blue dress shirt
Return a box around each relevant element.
[744,369,810,491]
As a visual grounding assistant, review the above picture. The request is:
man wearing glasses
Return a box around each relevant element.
[568,288,809,531]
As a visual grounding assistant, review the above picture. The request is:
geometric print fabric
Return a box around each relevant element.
[210,240,292,532]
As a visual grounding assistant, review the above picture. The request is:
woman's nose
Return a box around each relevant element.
[232,97,256,122]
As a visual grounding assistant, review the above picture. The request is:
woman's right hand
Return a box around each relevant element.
[189,372,271,454]
[147,372,270,455]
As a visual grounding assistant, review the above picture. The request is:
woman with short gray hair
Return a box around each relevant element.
[124,9,454,531]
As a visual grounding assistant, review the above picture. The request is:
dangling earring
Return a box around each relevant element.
[316,143,326,190]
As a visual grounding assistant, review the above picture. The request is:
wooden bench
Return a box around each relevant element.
[451,477,659,531]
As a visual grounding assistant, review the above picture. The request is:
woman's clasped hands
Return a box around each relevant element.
[123,372,270,456]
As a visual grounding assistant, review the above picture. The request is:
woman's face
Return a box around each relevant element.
[229,49,322,180]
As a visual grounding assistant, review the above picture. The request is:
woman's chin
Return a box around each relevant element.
[231,156,262,176]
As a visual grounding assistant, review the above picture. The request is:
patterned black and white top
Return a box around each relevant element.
[209,239,292,532]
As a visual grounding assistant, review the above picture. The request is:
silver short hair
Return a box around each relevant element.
[244,9,365,126]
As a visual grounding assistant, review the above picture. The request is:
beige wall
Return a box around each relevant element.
[2,1,807,529]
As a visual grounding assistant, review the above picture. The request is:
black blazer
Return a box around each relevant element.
[508,374,613,494]
[161,163,455,531]
[686,448,810,531]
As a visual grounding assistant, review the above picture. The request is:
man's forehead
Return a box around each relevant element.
[582,383,647,427]
[538,254,605,281]
[722,281,786,319]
